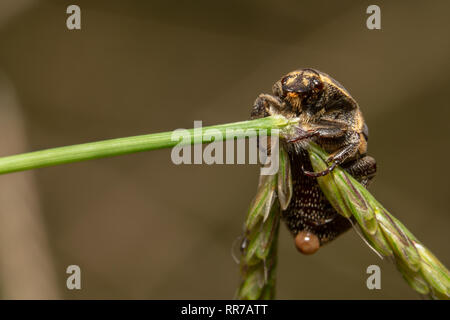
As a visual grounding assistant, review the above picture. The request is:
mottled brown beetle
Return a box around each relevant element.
[250,68,376,254]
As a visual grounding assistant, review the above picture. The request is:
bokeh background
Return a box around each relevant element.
[0,0,448,299]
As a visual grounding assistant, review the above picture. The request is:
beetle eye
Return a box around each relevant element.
[311,78,323,93]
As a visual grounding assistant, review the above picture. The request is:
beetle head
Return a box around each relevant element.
[273,68,325,116]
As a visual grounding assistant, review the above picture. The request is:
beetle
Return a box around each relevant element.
[250,68,377,254]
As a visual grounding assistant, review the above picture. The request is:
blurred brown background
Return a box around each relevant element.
[0,0,448,299]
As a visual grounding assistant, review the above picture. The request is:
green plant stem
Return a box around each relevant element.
[0,115,296,175]
[306,142,450,299]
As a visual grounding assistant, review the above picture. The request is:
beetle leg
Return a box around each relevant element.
[286,125,345,143]
[326,132,360,163]
[250,94,283,119]
[341,156,377,187]
[250,94,284,159]
[285,128,318,143]
[302,161,338,177]
[303,131,360,177]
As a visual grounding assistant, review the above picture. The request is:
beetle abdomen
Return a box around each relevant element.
[282,148,352,246]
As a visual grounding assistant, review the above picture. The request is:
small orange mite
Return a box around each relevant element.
[295,231,320,255]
